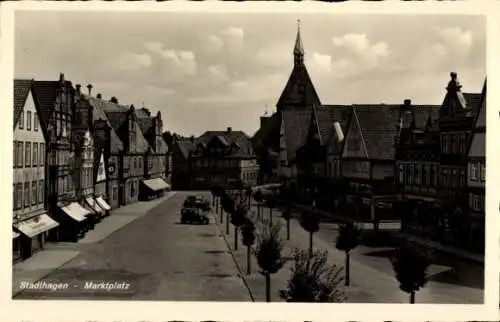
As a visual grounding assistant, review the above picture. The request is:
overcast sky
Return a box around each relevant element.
[15,12,485,137]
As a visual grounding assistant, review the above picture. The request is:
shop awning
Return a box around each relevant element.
[142,178,170,192]
[96,196,111,211]
[12,231,20,239]
[14,214,59,238]
[85,197,104,214]
[60,202,91,222]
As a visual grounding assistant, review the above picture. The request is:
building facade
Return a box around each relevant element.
[467,81,486,252]
[33,74,92,243]
[437,73,482,247]
[187,128,259,190]
[13,79,58,261]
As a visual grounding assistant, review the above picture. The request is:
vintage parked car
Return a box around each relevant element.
[180,207,210,225]
[183,196,211,211]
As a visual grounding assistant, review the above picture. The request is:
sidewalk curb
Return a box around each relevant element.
[213,214,255,302]
[12,192,177,299]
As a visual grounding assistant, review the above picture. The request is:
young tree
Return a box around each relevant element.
[335,222,362,286]
[280,248,345,302]
[254,221,287,302]
[391,241,430,304]
[253,190,263,219]
[265,194,278,226]
[300,210,320,257]
[245,185,253,210]
[241,218,256,275]
[281,206,292,240]
[221,194,235,235]
[231,202,248,250]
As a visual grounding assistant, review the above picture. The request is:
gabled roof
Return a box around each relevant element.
[282,107,313,162]
[313,105,351,144]
[136,117,154,136]
[195,130,254,158]
[276,66,321,107]
[176,139,196,159]
[32,80,72,133]
[463,92,482,117]
[351,105,401,160]
[13,79,33,127]
[81,94,124,153]
[468,133,485,158]
[474,80,486,129]
[252,112,281,152]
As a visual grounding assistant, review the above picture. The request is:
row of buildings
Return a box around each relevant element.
[170,128,259,190]
[252,25,486,253]
[13,75,171,262]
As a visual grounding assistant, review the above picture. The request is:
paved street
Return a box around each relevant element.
[13,191,251,301]
[13,190,483,303]
[216,195,483,303]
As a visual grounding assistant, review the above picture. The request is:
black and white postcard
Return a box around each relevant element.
[1,1,498,322]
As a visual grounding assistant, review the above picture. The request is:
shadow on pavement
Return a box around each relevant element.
[427,268,483,289]
[362,248,396,259]
[204,250,228,255]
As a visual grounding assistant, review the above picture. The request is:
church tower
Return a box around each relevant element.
[276,20,321,112]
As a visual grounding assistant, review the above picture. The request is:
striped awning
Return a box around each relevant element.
[96,196,111,211]
[60,202,91,222]
[142,178,170,192]
[12,231,20,239]
[85,197,104,214]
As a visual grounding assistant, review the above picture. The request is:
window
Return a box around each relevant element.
[133,157,137,169]
[408,164,414,185]
[38,180,43,203]
[34,113,39,131]
[15,183,22,209]
[450,134,456,154]
[19,111,24,129]
[415,165,421,185]
[481,163,486,181]
[27,111,32,131]
[13,141,17,168]
[138,157,142,169]
[422,164,428,186]
[25,142,31,167]
[18,142,23,167]
[458,133,464,154]
[124,156,129,169]
[24,182,30,207]
[33,142,38,167]
[471,162,479,180]
[39,143,45,165]
[112,185,118,201]
[398,164,404,185]
[442,168,448,187]
[442,135,448,153]
[31,182,37,205]
[12,184,16,210]
[459,169,466,189]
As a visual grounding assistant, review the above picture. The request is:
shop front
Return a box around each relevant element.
[12,231,21,263]
[13,213,59,260]
[139,178,170,201]
[56,202,91,242]
[96,195,112,216]
[85,197,106,222]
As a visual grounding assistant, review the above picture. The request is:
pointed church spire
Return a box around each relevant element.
[294,19,304,66]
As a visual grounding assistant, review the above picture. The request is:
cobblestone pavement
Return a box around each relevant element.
[212,193,483,303]
[13,191,251,301]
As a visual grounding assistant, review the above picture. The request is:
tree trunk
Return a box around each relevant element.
[309,232,313,257]
[234,226,238,250]
[265,272,271,302]
[410,291,415,304]
[226,213,230,234]
[269,209,273,227]
[345,251,350,286]
[246,245,251,275]
[286,220,290,240]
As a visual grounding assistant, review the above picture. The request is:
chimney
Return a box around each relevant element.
[226,127,232,134]
[87,84,93,95]
[96,93,102,99]
[404,99,411,107]
[260,116,270,129]
[59,73,65,83]
[190,135,195,143]
[110,96,118,104]
[75,84,81,94]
